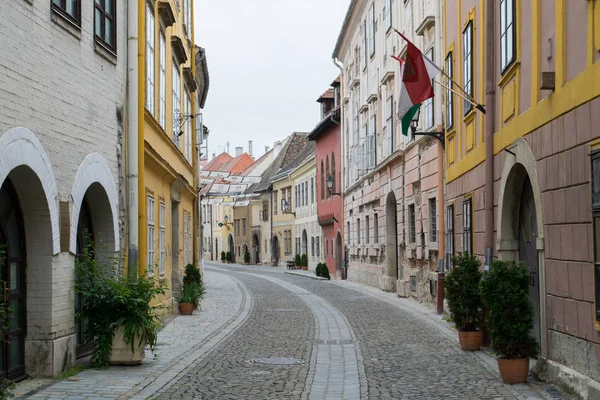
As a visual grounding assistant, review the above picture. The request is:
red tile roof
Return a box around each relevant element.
[221,153,254,174]
[202,152,233,171]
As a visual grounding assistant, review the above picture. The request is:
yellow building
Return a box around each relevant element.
[444,0,600,393]
[271,174,296,267]
[138,0,198,310]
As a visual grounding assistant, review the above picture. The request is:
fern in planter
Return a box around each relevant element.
[221,251,226,262]
[183,264,201,287]
[244,250,251,264]
[178,281,206,309]
[226,252,232,262]
[295,254,301,266]
[301,254,308,268]
[480,260,539,359]
[445,252,483,332]
[74,241,167,368]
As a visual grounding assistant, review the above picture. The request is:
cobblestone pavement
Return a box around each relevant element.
[15,262,574,399]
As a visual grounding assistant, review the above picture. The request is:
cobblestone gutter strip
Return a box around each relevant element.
[140,272,253,400]
[241,272,368,400]
[284,271,328,280]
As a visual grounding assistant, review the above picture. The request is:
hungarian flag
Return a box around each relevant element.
[393,31,442,136]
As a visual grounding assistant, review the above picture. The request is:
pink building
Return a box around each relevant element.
[309,78,343,278]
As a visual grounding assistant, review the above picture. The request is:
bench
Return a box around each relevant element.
[286,261,296,270]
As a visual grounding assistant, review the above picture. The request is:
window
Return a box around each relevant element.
[385,95,393,156]
[325,238,329,256]
[445,52,454,130]
[447,205,455,269]
[184,90,192,160]
[463,21,473,114]
[321,160,325,200]
[286,187,291,207]
[262,201,269,221]
[591,151,600,321]
[311,178,314,203]
[369,3,375,57]
[159,202,166,275]
[500,0,515,72]
[357,218,361,244]
[353,103,359,145]
[172,63,181,142]
[242,218,246,236]
[311,237,315,256]
[408,204,416,243]
[361,20,367,70]
[296,238,301,255]
[347,222,351,245]
[94,0,116,51]
[385,0,392,32]
[304,181,309,205]
[146,4,155,115]
[274,191,278,214]
[331,153,336,194]
[184,212,192,265]
[374,213,379,244]
[182,0,191,35]
[147,195,155,275]
[463,198,473,254]
[332,239,335,258]
[423,48,434,129]
[316,235,320,257]
[52,0,80,25]
[284,230,292,255]
[429,198,437,242]
[366,215,370,244]
[369,114,376,168]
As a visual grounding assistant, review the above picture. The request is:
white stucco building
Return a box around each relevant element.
[0,1,126,378]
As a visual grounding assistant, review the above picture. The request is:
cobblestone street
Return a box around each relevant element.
[16,262,574,400]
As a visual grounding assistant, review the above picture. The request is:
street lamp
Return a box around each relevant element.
[326,174,341,196]
[218,214,231,229]
[409,106,445,147]
[281,199,296,217]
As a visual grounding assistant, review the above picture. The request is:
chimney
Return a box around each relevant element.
[212,153,216,159]
[235,146,243,157]
[273,141,282,158]
[265,146,270,153]
[248,141,253,159]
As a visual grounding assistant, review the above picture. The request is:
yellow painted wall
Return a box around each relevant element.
[272,178,296,262]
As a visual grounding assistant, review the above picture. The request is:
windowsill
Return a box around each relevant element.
[94,40,118,65]
[463,108,477,123]
[51,7,82,40]
[498,60,520,88]
[429,242,439,251]
[445,126,456,137]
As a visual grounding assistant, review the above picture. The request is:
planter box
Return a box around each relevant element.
[108,325,145,366]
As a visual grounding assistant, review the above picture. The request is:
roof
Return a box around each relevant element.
[241,149,273,176]
[333,0,360,59]
[317,88,335,103]
[308,107,341,141]
[202,152,233,171]
[252,132,310,193]
[221,153,254,174]
[272,141,316,183]
[331,75,341,86]
[195,46,210,109]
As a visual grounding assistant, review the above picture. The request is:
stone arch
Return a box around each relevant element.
[0,127,60,254]
[385,191,399,280]
[496,137,547,356]
[70,153,120,254]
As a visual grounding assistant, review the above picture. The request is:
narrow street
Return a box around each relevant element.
[19,262,571,400]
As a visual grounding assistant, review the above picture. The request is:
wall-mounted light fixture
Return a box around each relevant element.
[281,199,296,218]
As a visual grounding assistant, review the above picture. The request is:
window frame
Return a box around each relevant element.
[361,20,368,71]
[172,61,181,143]
[158,30,167,130]
[366,215,370,244]
[357,218,361,245]
[147,194,155,276]
[500,0,516,73]
[52,0,81,26]
[429,198,437,243]
[184,89,192,160]
[463,198,473,254]
[159,201,166,276]
[445,52,454,130]
[369,3,375,57]
[94,0,117,53]
[146,3,156,116]
[408,204,416,243]
[447,204,455,269]
[385,0,392,32]
[374,213,379,244]
[385,95,394,156]
[463,21,474,115]
[591,151,600,322]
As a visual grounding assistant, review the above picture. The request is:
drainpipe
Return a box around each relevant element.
[484,0,495,266]
[436,0,446,315]
[127,0,139,275]
[483,0,496,346]
[333,56,345,279]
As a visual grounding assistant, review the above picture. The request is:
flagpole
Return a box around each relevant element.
[432,80,486,114]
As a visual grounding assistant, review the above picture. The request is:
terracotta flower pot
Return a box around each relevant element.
[497,358,529,384]
[458,330,483,351]
[179,303,195,315]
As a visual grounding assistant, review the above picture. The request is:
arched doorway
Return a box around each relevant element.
[272,236,280,266]
[74,197,94,358]
[228,234,235,262]
[0,179,26,380]
[253,234,260,264]
[215,238,219,259]
[336,232,342,279]
[302,229,308,256]
[386,191,399,280]
[497,138,545,353]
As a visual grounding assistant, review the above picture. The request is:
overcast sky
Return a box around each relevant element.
[194,0,350,161]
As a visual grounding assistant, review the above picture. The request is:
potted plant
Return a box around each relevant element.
[295,254,301,268]
[74,241,166,367]
[244,250,251,264]
[221,251,226,262]
[226,251,232,263]
[445,252,484,351]
[178,282,205,315]
[316,262,331,280]
[301,254,308,271]
[480,260,539,384]
[183,263,201,287]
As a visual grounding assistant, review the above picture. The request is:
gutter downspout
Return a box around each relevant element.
[333,56,345,279]
[485,0,495,265]
[127,0,139,276]
[436,0,446,315]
